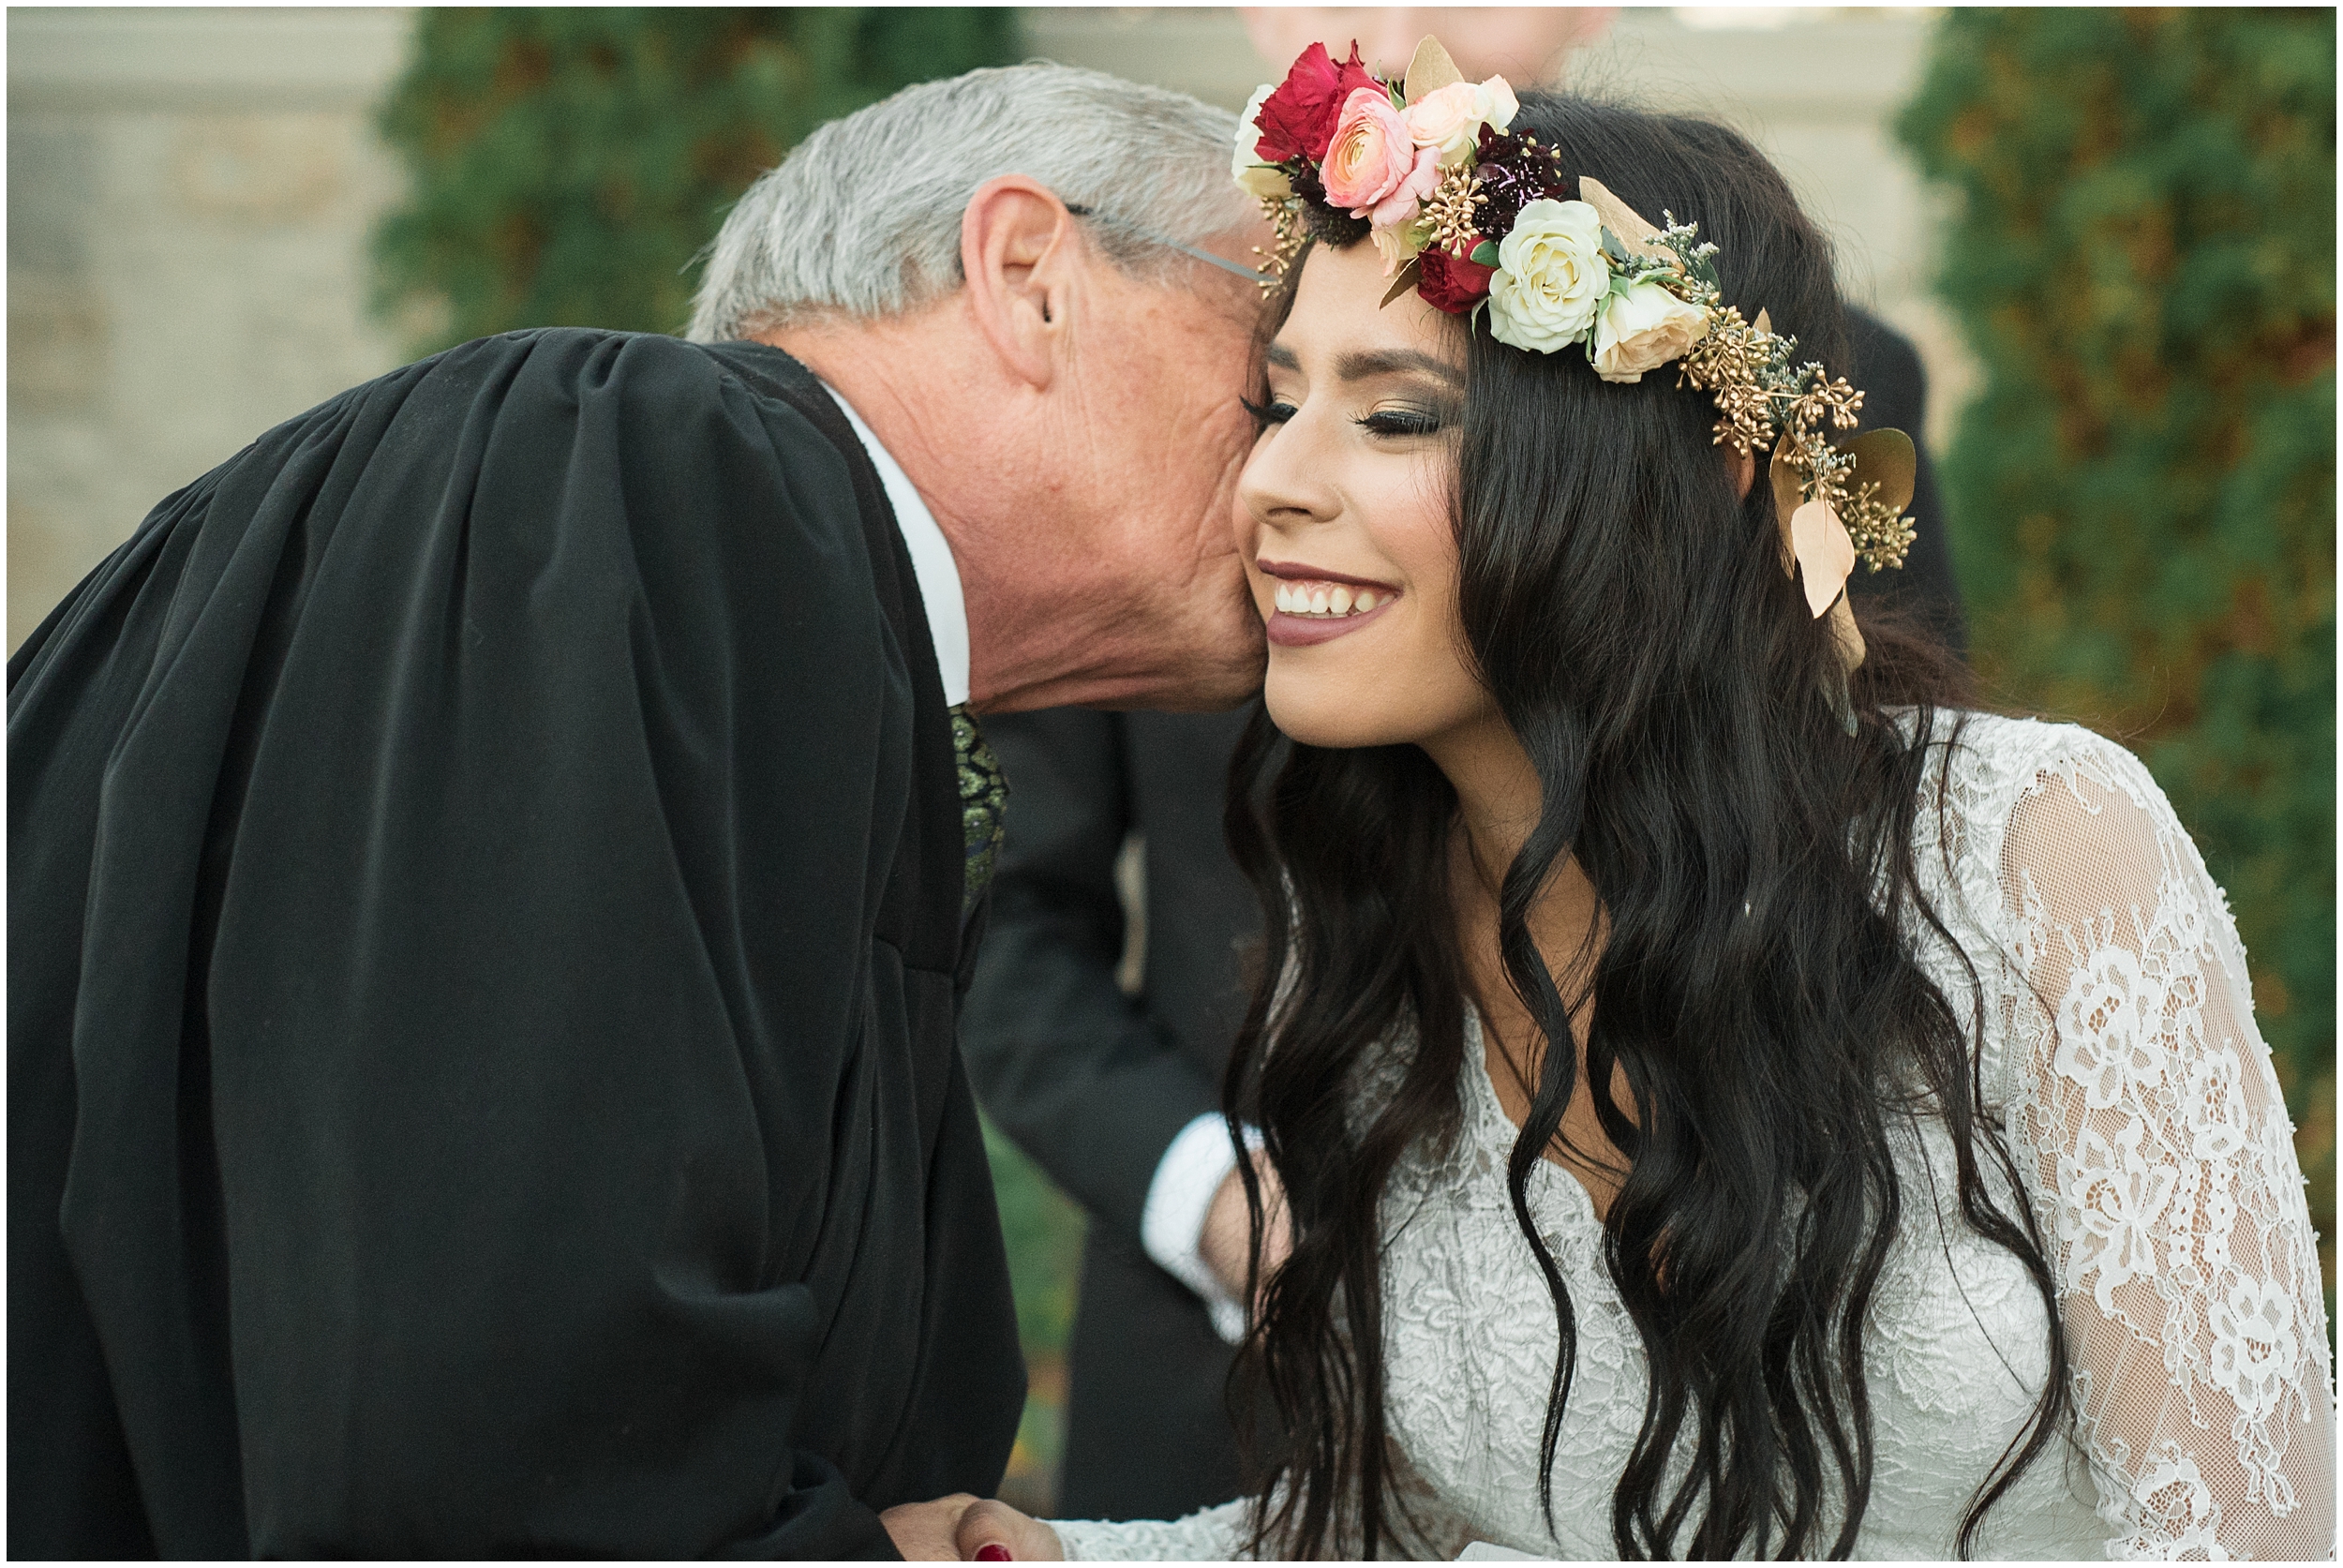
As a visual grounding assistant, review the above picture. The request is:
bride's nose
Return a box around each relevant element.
[1236,417,1340,535]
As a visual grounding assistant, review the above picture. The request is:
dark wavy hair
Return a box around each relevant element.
[1221,93,2071,1561]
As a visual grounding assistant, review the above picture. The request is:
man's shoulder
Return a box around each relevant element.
[408,329,822,420]
[398,331,880,581]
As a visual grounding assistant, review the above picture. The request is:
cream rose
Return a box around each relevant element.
[1589,278,1710,382]
[1402,76,1521,165]
[1232,84,1292,200]
[1486,199,1610,353]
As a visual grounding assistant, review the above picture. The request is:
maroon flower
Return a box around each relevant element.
[1253,40,1380,166]
[1417,245,1495,315]
[1471,127,1574,243]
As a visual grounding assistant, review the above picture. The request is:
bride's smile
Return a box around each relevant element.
[1236,240,1493,752]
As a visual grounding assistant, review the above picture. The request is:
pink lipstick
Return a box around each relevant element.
[1256,559,1403,648]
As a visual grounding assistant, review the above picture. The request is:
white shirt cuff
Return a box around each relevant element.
[1140,1111,1262,1345]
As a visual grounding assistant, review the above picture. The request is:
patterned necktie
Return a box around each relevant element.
[950,704,1007,911]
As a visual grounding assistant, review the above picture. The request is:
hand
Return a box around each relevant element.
[881,1493,978,1561]
[955,1497,1065,1561]
[1199,1152,1291,1307]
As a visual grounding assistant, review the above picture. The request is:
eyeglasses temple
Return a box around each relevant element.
[1064,203,1269,284]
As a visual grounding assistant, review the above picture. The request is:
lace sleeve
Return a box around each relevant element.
[1995,733,2334,1561]
[1048,1500,1250,1561]
[1047,1440,1474,1561]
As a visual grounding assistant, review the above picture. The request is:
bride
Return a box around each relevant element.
[929,46,2333,1561]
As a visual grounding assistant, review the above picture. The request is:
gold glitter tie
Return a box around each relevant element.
[949,704,1007,911]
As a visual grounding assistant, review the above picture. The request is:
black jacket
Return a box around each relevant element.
[8,330,1022,1558]
[959,307,1961,1520]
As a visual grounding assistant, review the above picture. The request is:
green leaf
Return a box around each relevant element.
[1470,239,1500,267]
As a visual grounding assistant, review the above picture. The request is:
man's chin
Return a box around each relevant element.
[1122,655,1268,714]
[1116,611,1267,713]
[977,618,1266,715]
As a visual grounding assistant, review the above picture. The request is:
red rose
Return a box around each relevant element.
[1417,245,1495,315]
[1334,44,1381,99]
[1253,40,1380,166]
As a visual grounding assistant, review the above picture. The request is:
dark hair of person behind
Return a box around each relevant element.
[1220,93,2071,1560]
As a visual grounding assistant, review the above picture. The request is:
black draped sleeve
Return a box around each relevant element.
[8,329,1022,1558]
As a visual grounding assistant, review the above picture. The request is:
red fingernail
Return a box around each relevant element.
[975,1547,1012,1562]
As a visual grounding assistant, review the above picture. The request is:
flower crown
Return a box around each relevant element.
[1234,37,1919,649]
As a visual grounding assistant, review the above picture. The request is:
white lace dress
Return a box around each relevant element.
[1050,715,2333,1561]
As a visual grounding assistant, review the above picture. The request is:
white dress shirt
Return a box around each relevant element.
[1142,1113,1263,1345]
[821,385,969,707]
[827,386,1253,1343]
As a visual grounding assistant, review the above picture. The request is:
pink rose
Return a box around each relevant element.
[1322,86,1437,229]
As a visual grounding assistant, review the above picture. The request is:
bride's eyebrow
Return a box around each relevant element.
[1334,349,1464,388]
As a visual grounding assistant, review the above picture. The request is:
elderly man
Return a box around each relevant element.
[7,65,1261,1560]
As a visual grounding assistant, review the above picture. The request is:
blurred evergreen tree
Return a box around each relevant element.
[373,8,1018,351]
[1900,9,2335,1291]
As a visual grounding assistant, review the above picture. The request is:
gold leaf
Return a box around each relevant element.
[1790,499,1856,619]
[1575,175,1666,259]
[1403,36,1464,101]
[1380,257,1424,308]
[1753,307,1772,336]
[1768,444,1803,575]
[1843,427,1917,517]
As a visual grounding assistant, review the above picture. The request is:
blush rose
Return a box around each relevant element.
[1322,86,1440,231]
[1402,77,1521,166]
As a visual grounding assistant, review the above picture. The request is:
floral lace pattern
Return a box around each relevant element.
[1979,723,2333,1560]
[1050,714,2332,1561]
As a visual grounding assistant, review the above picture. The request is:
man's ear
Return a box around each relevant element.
[961,174,1078,391]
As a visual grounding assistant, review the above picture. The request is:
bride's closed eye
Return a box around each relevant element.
[1356,405,1449,439]
[1237,396,1453,440]
[1240,394,1296,430]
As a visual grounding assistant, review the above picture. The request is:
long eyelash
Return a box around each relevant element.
[1358,410,1444,437]
[1241,395,1295,428]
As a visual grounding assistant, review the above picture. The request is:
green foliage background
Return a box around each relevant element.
[373,7,1017,349]
[371,7,1084,1505]
[1898,8,2336,1293]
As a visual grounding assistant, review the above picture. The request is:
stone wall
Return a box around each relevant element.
[7,7,1959,651]
[7,7,410,649]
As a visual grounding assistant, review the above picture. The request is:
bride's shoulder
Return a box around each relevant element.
[1889,708,2202,967]
[1898,706,2167,840]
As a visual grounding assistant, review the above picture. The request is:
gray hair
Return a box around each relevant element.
[686,63,1254,341]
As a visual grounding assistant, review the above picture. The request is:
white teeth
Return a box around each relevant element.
[1273,578,1393,617]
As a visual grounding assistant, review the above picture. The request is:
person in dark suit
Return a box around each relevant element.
[7,66,1268,1560]
[960,306,1964,1522]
